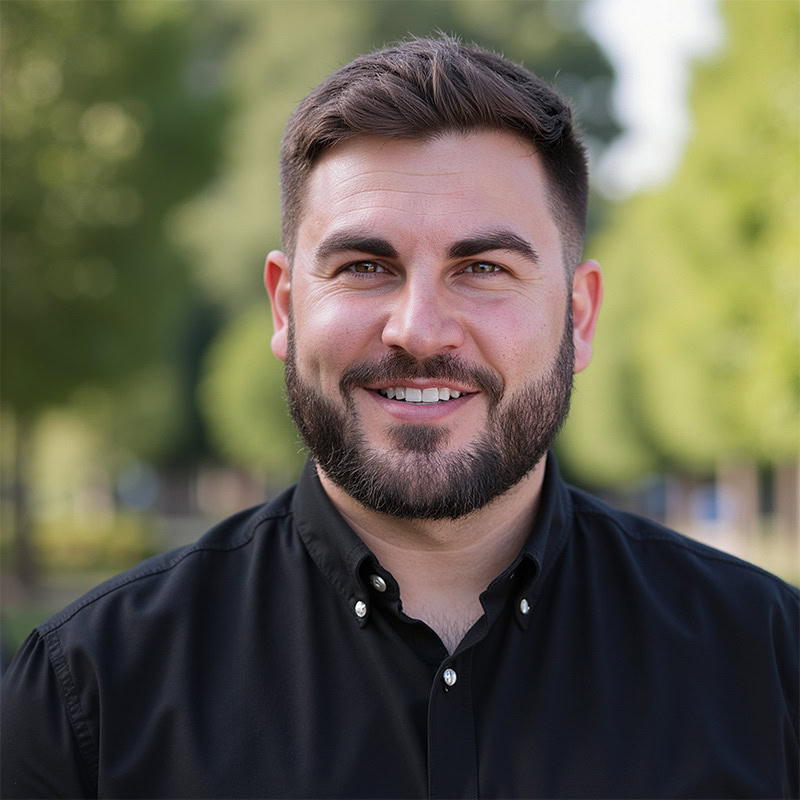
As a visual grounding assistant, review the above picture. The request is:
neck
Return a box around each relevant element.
[318,459,546,653]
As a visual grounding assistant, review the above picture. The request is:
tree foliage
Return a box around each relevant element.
[559,0,799,484]
[1,0,228,455]
[199,307,305,482]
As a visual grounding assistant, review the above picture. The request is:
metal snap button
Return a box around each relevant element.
[368,574,387,593]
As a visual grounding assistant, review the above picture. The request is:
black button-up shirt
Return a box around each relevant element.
[2,455,798,798]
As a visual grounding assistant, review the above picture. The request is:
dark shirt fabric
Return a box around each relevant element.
[2,454,798,799]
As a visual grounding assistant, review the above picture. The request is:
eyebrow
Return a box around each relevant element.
[315,230,398,262]
[447,228,540,265]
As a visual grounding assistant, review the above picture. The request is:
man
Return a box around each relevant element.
[2,36,797,799]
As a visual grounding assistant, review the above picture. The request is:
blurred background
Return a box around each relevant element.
[2,0,798,658]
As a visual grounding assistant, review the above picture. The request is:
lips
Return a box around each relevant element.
[364,384,475,421]
[339,351,503,407]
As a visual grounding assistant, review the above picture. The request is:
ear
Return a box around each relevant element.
[264,250,291,362]
[571,259,603,374]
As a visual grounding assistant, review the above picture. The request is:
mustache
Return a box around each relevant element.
[339,352,504,406]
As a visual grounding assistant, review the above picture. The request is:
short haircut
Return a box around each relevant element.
[280,35,588,272]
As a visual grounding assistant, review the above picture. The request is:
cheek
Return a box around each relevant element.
[294,295,379,380]
[478,297,564,379]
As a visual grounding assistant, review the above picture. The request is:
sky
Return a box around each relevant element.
[583,0,723,199]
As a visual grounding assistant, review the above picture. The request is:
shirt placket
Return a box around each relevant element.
[427,647,478,799]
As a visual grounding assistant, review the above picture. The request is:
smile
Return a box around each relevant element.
[376,387,466,403]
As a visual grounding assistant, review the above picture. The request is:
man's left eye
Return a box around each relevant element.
[463,262,501,274]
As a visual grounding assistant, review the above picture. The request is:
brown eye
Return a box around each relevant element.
[464,262,501,274]
[351,261,385,274]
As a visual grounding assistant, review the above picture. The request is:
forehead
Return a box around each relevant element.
[295,131,562,263]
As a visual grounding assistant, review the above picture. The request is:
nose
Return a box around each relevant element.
[381,281,465,358]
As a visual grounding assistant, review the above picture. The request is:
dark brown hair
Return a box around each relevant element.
[280,35,588,270]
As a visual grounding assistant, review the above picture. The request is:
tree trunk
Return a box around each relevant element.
[774,462,799,545]
[717,460,759,538]
[11,413,38,591]
[665,474,701,533]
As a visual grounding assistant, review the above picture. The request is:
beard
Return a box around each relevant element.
[284,306,574,520]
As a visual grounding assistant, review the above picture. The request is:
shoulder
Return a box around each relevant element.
[37,484,298,640]
[562,485,798,716]
[557,484,799,755]
[566,484,799,613]
[0,486,300,796]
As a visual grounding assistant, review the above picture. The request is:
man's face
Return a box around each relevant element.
[269,131,589,519]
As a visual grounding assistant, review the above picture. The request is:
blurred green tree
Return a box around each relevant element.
[179,0,618,479]
[1,1,229,580]
[560,0,799,485]
[199,307,305,484]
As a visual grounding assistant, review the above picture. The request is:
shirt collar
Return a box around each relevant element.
[522,450,573,580]
[291,452,573,627]
[292,461,375,625]
[502,450,573,629]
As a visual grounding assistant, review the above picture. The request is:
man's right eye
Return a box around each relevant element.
[347,261,385,274]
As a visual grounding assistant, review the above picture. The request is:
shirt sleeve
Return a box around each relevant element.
[1,630,92,799]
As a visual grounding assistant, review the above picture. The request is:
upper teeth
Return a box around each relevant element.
[378,387,462,403]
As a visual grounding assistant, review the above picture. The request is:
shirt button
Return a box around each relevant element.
[368,574,387,593]
[354,600,367,618]
[519,598,531,615]
[442,668,457,687]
